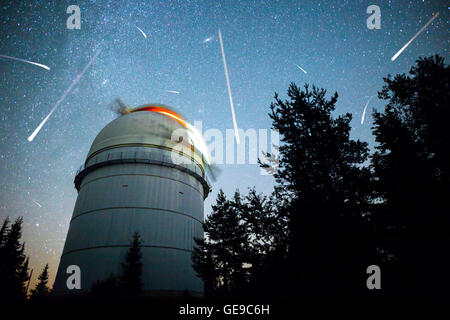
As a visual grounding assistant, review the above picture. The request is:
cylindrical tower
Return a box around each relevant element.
[53,105,210,297]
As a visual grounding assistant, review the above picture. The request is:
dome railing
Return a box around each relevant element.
[74,150,211,197]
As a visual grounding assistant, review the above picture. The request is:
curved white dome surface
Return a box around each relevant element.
[53,105,209,297]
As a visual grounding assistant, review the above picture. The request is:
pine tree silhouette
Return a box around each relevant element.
[0,217,10,247]
[192,188,286,297]
[30,264,50,300]
[120,232,143,297]
[268,83,376,298]
[193,190,250,296]
[192,237,218,296]
[371,55,450,298]
[0,217,30,300]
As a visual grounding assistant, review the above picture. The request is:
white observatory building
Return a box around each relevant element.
[53,105,210,297]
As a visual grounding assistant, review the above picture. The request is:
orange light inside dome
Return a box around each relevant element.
[133,106,187,128]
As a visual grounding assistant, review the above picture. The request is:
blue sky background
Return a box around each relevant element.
[0,0,448,287]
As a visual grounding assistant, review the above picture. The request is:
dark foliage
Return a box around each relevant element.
[192,190,250,297]
[192,188,289,298]
[371,55,450,297]
[0,217,30,300]
[268,83,377,298]
[87,232,144,299]
[30,264,50,300]
[91,273,121,299]
[119,232,143,297]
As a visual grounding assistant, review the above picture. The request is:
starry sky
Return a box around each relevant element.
[0,0,448,290]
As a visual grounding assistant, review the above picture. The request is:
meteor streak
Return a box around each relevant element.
[295,63,307,74]
[28,50,101,142]
[391,12,440,62]
[32,200,42,208]
[203,35,214,43]
[166,90,180,94]
[135,25,147,39]
[218,29,240,144]
[0,54,50,70]
[361,96,374,125]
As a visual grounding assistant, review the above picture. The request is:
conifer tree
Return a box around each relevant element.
[30,264,50,300]
[192,237,218,296]
[371,55,450,297]
[268,83,375,298]
[120,232,143,297]
[0,217,10,283]
[193,190,261,296]
[18,255,30,298]
[0,217,30,300]
[0,217,10,247]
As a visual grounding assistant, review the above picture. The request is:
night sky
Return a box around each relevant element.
[0,0,448,289]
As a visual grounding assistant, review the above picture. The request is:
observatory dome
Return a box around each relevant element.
[86,105,205,173]
[53,104,210,297]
